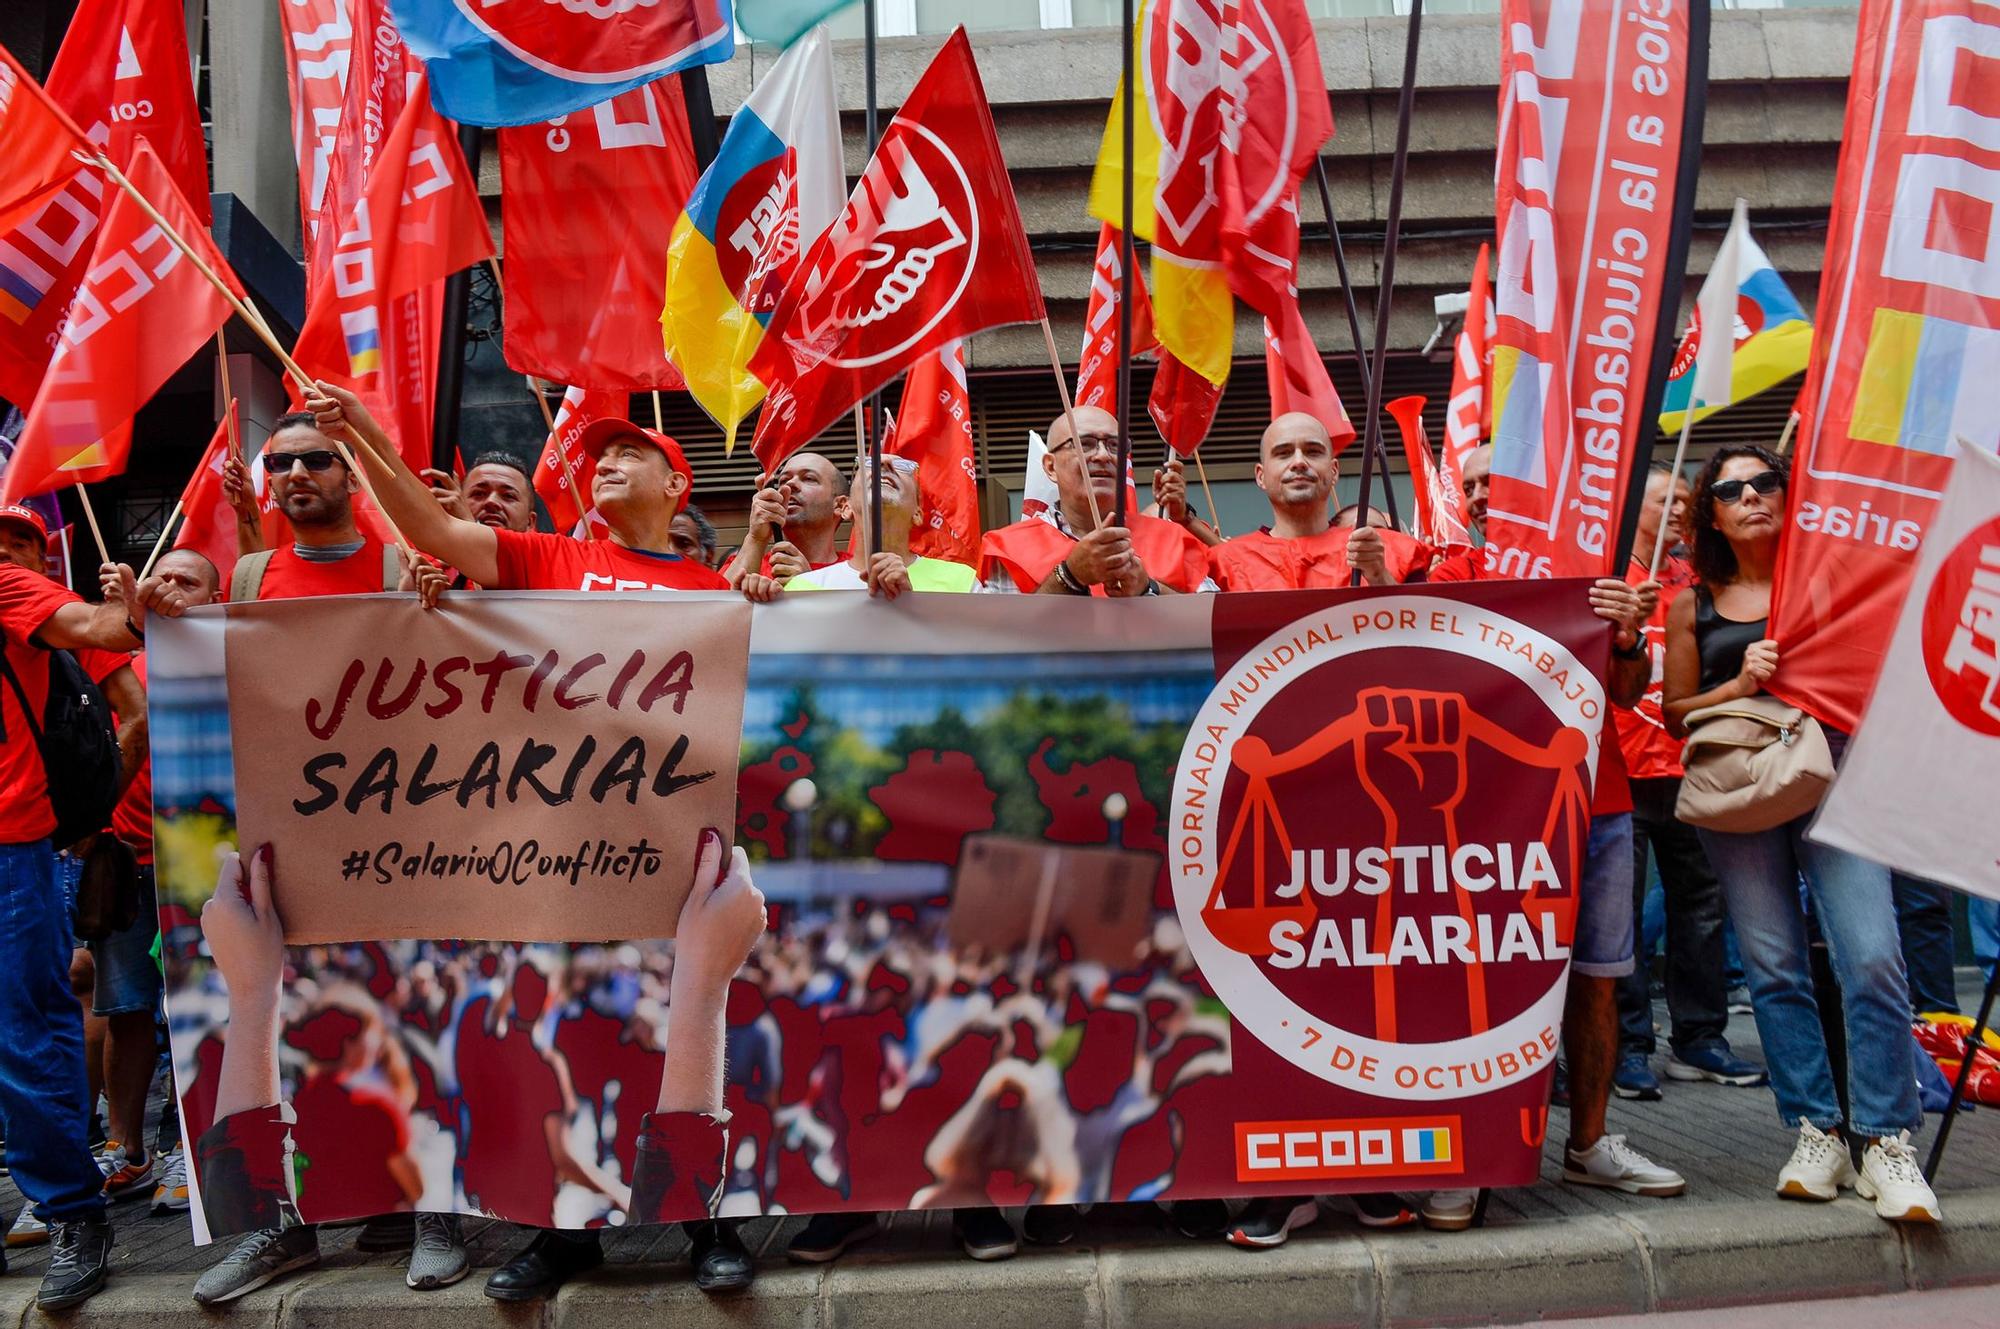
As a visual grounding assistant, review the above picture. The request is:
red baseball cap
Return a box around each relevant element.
[0,504,49,549]
[574,419,694,514]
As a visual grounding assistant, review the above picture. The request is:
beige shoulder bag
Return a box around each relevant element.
[1674,695,1834,834]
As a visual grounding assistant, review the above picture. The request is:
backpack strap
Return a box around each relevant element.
[230,549,275,603]
[0,645,42,745]
[381,544,402,592]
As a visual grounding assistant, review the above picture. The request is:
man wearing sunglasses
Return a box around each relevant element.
[300,384,726,595]
[1208,413,1429,591]
[224,413,404,602]
[979,405,1211,595]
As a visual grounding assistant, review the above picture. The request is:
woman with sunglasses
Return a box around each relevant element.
[1661,445,1938,1225]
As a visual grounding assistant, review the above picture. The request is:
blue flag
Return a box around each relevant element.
[391,0,735,128]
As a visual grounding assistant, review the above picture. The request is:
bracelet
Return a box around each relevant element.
[124,615,144,643]
[1055,559,1089,595]
[1142,578,1161,596]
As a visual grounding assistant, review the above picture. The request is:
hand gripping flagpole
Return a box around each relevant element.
[1349,0,1423,584]
[80,149,416,557]
[1114,0,1137,532]
[1312,158,1403,535]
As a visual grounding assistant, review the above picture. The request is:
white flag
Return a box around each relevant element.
[1021,429,1059,518]
[1690,198,1750,411]
[1810,443,2000,901]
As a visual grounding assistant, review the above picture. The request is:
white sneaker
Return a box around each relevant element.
[1776,1122,1854,1201]
[151,1148,190,1215]
[1420,1189,1479,1231]
[1856,1132,1942,1224]
[6,1205,49,1248]
[1562,1134,1687,1197]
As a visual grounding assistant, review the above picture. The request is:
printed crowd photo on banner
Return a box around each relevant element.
[149,587,1607,1240]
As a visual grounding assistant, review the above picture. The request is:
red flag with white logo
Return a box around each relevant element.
[277,0,353,271]
[1216,0,1332,320]
[170,399,248,583]
[1262,298,1355,450]
[3,141,241,504]
[1768,0,2000,731]
[291,73,491,470]
[1441,242,1492,511]
[1078,222,1157,413]
[1483,0,1693,581]
[1387,395,1472,555]
[884,340,980,566]
[747,28,1044,472]
[500,81,699,391]
[0,0,208,409]
[1148,350,1222,457]
[534,385,619,537]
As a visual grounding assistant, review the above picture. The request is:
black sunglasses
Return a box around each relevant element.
[1710,470,1783,504]
[264,449,340,474]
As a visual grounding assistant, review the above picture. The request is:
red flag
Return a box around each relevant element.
[47,0,209,223]
[291,73,492,470]
[500,81,698,391]
[0,48,93,237]
[1769,0,2000,731]
[1262,298,1355,450]
[1216,0,1332,319]
[1483,0,1692,580]
[884,340,980,566]
[170,400,246,583]
[1078,223,1157,413]
[1441,242,1492,509]
[747,29,1044,472]
[4,141,241,505]
[0,0,209,410]
[1148,351,1222,457]
[534,386,619,537]
[276,0,354,272]
[1386,395,1471,555]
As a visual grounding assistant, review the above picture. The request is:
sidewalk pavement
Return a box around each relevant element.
[5,975,1998,1328]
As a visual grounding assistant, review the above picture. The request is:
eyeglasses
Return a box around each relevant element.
[264,449,340,474]
[1709,470,1783,505]
[858,454,919,477]
[1051,433,1120,457]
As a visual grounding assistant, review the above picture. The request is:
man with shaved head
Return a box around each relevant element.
[979,406,1210,594]
[1208,413,1427,591]
[726,451,849,586]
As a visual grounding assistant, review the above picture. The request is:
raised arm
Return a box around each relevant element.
[303,381,503,587]
[35,563,189,654]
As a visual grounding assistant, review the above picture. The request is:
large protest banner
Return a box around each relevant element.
[153,585,1605,1240]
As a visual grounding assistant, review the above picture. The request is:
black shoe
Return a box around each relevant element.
[1020,1204,1082,1247]
[688,1220,754,1295]
[786,1211,882,1264]
[38,1217,112,1310]
[953,1209,1018,1262]
[484,1230,603,1302]
[1352,1193,1417,1228]
[1167,1199,1230,1239]
[1226,1197,1318,1249]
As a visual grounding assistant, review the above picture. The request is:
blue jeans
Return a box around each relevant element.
[1971,897,2000,983]
[1697,818,1920,1139]
[1891,872,1961,1016]
[0,840,108,1223]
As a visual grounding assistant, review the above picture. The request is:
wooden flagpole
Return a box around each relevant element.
[1775,409,1799,457]
[651,390,665,433]
[1039,317,1104,531]
[139,501,182,579]
[1310,159,1403,534]
[83,149,416,556]
[527,374,595,539]
[862,0,885,562]
[1348,0,1424,583]
[1193,449,1224,539]
[216,331,242,461]
[72,484,110,565]
[1649,406,1699,579]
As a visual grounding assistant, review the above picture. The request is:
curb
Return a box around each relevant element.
[7,1190,1999,1328]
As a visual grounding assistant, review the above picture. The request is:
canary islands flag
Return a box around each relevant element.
[662,27,843,449]
[1657,221,1812,434]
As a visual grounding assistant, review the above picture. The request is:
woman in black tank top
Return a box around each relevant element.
[1660,447,1933,1223]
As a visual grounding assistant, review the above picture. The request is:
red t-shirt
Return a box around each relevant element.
[235,536,390,601]
[1209,527,1429,590]
[1614,554,1697,782]
[492,530,730,592]
[0,565,81,844]
[1409,546,1632,815]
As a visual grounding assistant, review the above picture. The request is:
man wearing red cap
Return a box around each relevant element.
[302,384,726,593]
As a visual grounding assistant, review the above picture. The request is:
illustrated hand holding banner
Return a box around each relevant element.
[223,595,750,944]
[747,28,1045,471]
